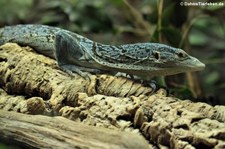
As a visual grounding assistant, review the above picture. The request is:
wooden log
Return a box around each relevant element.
[0,110,150,149]
[1,43,225,149]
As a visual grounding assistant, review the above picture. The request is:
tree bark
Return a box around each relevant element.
[0,43,225,148]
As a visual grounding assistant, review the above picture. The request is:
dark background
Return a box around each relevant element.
[0,0,224,105]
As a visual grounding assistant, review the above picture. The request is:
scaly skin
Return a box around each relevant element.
[0,24,205,80]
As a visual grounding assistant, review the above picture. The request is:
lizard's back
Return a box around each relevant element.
[0,24,63,58]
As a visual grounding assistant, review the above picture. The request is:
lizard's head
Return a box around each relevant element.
[137,43,205,76]
[115,43,205,77]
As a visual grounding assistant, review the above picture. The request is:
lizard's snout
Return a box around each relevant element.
[186,56,205,71]
[195,61,205,70]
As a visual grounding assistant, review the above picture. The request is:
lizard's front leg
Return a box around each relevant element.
[55,31,101,77]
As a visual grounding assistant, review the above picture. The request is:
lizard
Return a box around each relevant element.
[0,24,205,80]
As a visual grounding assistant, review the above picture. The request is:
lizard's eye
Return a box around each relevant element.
[153,51,160,60]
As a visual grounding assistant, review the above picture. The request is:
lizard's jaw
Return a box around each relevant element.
[125,56,205,79]
[179,56,205,72]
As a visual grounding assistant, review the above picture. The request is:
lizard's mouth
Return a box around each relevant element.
[147,56,205,76]
[152,56,205,72]
[178,56,205,72]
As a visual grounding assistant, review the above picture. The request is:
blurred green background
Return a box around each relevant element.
[0,0,224,105]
